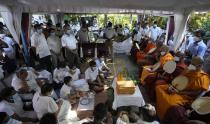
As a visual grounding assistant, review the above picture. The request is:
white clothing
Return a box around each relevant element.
[31,32,51,58]
[143,27,150,36]
[47,35,61,54]
[60,84,72,99]
[7,93,24,115]
[53,67,70,84]
[149,27,160,41]
[69,68,80,81]
[1,35,15,59]
[0,101,15,116]
[61,34,78,50]
[7,118,22,124]
[133,27,144,42]
[85,67,99,81]
[33,95,58,119]
[124,28,130,36]
[11,71,39,91]
[95,59,106,71]
[168,40,174,51]
[0,34,15,46]
[116,118,128,124]
[38,70,53,84]
[104,27,117,39]
[72,79,88,90]
[32,90,58,109]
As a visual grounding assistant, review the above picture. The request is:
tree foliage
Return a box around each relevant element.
[188,12,210,34]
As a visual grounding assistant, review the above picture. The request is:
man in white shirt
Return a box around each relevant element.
[85,61,103,93]
[47,28,62,68]
[149,22,160,42]
[0,88,37,123]
[143,23,150,37]
[133,23,144,43]
[104,22,117,56]
[31,24,52,72]
[61,26,80,68]
[69,66,80,81]
[60,76,72,100]
[53,61,70,89]
[0,33,15,59]
[33,83,71,121]
[11,69,39,93]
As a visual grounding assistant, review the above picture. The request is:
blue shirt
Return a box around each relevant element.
[189,40,207,59]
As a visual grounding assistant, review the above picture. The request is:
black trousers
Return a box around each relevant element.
[39,55,52,72]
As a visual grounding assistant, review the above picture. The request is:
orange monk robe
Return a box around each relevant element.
[136,42,156,60]
[140,52,173,84]
[156,70,210,120]
[159,52,174,65]
[155,60,187,85]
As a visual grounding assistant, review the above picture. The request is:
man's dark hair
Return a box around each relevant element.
[57,61,66,69]
[93,103,108,121]
[56,23,61,28]
[41,83,53,95]
[34,24,41,30]
[0,87,14,101]
[195,29,206,38]
[0,112,7,124]
[64,76,72,84]
[64,20,69,25]
[39,113,57,124]
[153,21,157,24]
[89,60,96,67]
[107,22,112,27]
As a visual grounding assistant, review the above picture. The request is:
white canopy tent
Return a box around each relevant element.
[1,0,210,50]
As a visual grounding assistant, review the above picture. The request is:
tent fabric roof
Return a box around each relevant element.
[1,0,210,13]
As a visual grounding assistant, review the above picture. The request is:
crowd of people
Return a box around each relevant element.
[0,17,209,124]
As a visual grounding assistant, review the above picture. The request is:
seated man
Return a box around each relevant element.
[60,76,72,100]
[144,52,187,101]
[85,60,104,93]
[69,65,80,81]
[33,83,72,121]
[53,61,70,89]
[11,68,40,93]
[140,45,174,84]
[95,56,110,80]
[156,57,210,121]
[0,88,37,123]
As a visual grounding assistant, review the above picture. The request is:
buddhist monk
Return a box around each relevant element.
[139,45,173,84]
[164,91,210,124]
[137,41,163,66]
[156,57,210,121]
[136,39,156,61]
[144,52,187,101]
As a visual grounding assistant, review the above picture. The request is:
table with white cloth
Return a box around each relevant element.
[113,37,133,54]
[112,78,145,110]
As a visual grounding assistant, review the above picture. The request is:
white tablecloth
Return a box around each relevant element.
[112,78,145,110]
[113,37,133,54]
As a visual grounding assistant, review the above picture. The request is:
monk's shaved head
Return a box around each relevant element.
[160,45,169,52]
[191,57,203,66]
